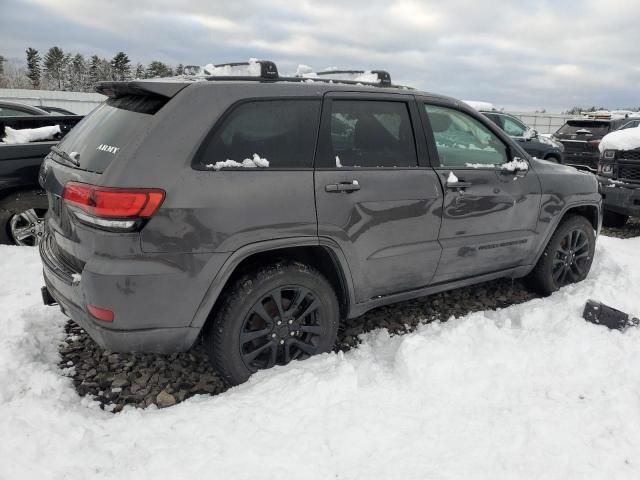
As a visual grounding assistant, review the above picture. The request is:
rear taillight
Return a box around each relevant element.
[87,304,114,322]
[62,182,165,231]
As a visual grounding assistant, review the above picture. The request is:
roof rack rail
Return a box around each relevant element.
[313,70,392,86]
[181,60,278,80]
[187,60,406,88]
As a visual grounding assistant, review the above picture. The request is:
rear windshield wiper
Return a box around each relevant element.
[51,145,80,167]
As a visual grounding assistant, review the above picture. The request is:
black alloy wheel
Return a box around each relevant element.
[240,285,325,371]
[551,229,591,287]
[527,215,596,295]
[206,262,340,386]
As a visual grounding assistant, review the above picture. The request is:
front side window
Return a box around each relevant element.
[323,100,417,168]
[197,99,321,169]
[501,115,527,137]
[0,107,31,117]
[425,104,509,167]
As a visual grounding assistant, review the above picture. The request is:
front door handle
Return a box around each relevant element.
[325,181,360,193]
[446,181,473,190]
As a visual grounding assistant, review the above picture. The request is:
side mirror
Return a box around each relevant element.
[523,129,538,141]
[501,157,529,174]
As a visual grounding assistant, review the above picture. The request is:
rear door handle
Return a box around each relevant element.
[325,181,360,193]
[446,181,473,190]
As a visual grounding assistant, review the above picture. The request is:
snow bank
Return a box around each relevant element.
[1,125,60,144]
[206,153,269,170]
[599,128,640,153]
[2,237,640,479]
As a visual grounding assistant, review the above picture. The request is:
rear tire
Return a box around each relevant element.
[205,261,340,386]
[602,210,629,228]
[526,215,595,295]
[0,190,48,246]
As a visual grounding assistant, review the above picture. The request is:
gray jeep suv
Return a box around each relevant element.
[40,61,601,385]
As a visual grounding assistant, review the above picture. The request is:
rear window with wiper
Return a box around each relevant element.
[557,121,611,137]
[52,95,167,173]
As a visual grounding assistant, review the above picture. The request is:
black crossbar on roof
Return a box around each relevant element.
[182,60,404,88]
[313,70,392,86]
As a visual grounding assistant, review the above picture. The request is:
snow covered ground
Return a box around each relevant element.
[1,236,640,479]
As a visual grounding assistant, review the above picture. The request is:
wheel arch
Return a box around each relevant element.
[528,201,600,270]
[190,238,356,331]
[544,152,562,163]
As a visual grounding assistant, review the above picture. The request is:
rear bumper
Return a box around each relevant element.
[598,178,640,217]
[563,152,599,171]
[42,273,200,353]
[39,231,228,353]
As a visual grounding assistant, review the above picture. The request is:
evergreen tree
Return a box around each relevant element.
[111,51,131,81]
[25,47,41,89]
[98,58,113,82]
[69,53,88,91]
[88,55,101,85]
[43,46,68,90]
[146,60,173,78]
[133,63,146,79]
[175,63,184,75]
[0,55,6,88]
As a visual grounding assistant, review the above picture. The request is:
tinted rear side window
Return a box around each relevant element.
[319,100,417,168]
[195,100,321,169]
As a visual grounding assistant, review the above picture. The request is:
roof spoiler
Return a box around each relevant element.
[95,81,189,99]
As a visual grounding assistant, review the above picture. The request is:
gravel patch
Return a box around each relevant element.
[601,217,640,239]
[59,277,539,412]
[59,220,638,412]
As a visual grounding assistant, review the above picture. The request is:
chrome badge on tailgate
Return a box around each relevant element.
[96,144,120,155]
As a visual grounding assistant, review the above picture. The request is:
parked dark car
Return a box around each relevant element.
[39,61,601,386]
[598,145,640,227]
[553,118,628,171]
[0,100,50,117]
[482,111,564,163]
[0,114,83,245]
[618,119,640,130]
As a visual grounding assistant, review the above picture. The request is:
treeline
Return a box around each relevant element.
[564,106,639,115]
[0,47,185,92]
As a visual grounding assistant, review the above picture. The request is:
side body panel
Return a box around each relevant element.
[314,92,443,302]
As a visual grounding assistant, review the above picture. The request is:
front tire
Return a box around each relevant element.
[205,262,340,386]
[602,210,628,228]
[526,215,596,295]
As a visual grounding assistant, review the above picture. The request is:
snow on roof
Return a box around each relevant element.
[298,69,382,84]
[462,100,496,111]
[201,58,262,77]
[599,127,640,152]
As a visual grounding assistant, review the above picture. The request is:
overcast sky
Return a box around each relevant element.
[2,0,639,112]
